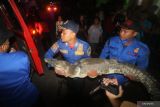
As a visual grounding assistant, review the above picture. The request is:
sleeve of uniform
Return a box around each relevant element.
[99,40,110,59]
[83,43,91,58]
[44,41,59,59]
[25,53,30,75]
[136,46,150,70]
[18,51,30,75]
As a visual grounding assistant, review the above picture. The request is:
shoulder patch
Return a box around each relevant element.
[51,42,59,52]
[134,48,139,54]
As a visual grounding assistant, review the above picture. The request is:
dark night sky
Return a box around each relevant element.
[52,0,124,20]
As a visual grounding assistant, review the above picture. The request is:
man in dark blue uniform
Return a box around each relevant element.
[100,19,150,85]
[45,20,91,105]
[45,20,91,64]
[0,28,38,107]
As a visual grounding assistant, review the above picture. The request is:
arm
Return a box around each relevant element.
[99,40,110,59]
[87,26,93,40]
[106,86,123,107]
[99,26,103,42]
[87,26,92,36]
[44,42,59,59]
[83,44,91,58]
[103,78,123,107]
[99,25,103,36]
[16,51,31,76]
[136,47,150,70]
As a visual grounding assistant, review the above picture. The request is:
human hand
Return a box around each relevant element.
[87,70,99,78]
[9,47,16,53]
[124,74,135,80]
[103,78,123,99]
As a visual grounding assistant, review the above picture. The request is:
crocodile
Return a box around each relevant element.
[44,58,160,100]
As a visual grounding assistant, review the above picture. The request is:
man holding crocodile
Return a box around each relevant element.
[100,19,150,85]
[44,20,92,105]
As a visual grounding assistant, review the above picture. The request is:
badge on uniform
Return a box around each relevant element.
[51,42,59,52]
[75,44,84,55]
[133,48,139,56]
[127,48,139,56]
[134,48,139,54]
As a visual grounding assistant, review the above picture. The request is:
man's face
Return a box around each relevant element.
[61,29,75,42]
[119,28,137,40]
[0,40,10,52]
[58,16,62,21]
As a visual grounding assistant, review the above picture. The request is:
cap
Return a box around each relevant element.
[0,28,13,45]
[61,20,79,34]
[121,19,140,32]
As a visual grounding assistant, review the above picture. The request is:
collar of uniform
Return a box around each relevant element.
[120,38,135,46]
[65,40,79,49]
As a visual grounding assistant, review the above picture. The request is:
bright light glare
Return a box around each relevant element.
[47,6,51,12]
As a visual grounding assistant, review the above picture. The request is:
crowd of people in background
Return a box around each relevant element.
[54,8,154,59]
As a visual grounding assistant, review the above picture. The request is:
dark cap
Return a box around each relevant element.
[121,19,140,32]
[61,20,79,34]
[0,28,13,45]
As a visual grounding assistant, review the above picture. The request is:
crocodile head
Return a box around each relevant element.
[44,58,72,76]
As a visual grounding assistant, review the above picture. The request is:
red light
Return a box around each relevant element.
[46,2,59,13]
[53,7,57,12]
[32,29,36,35]
[47,6,51,12]
[35,22,43,35]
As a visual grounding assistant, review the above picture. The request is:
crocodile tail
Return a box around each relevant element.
[118,64,160,100]
[101,61,160,101]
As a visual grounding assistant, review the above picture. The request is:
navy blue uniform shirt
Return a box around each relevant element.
[45,38,91,64]
[100,36,150,84]
[0,51,38,107]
